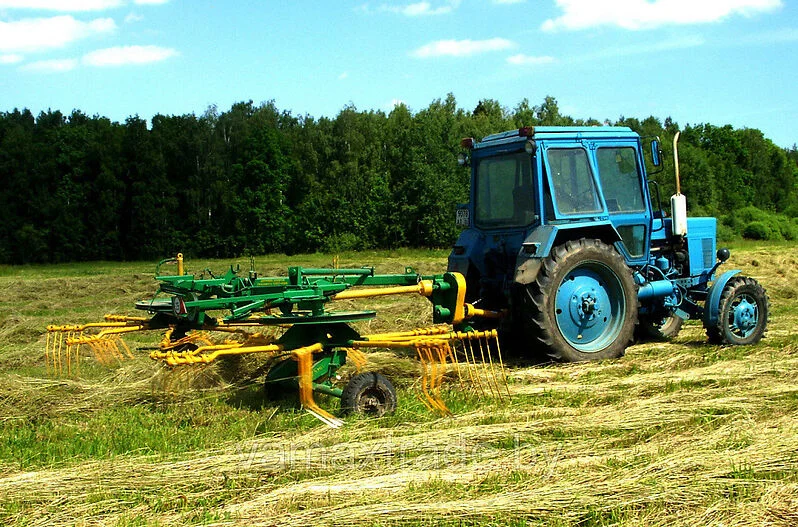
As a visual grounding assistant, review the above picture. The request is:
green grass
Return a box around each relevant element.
[0,243,796,526]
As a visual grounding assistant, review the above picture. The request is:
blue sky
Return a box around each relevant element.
[1,0,796,147]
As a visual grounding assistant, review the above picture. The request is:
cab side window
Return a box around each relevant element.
[547,148,602,215]
[596,147,645,213]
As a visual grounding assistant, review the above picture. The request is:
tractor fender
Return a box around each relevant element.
[514,225,558,285]
[703,270,741,329]
[513,222,622,285]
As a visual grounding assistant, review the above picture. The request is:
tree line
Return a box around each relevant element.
[0,95,796,264]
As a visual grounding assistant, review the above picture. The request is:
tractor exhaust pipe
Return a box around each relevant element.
[670,131,688,237]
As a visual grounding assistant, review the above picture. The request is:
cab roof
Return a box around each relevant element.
[474,126,639,149]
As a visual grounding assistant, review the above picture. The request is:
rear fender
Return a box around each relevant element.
[513,222,622,285]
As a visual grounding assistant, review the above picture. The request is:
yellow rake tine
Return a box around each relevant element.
[415,345,435,412]
[102,341,115,365]
[466,338,486,397]
[66,338,71,377]
[459,339,478,391]
[116,336,134,359]
[103,339,119,362]
[425,345,440,410]
[449,340,461,380]
[292,344,342,428]
[475,335,497,397]
[482,335,502,399]
[45,331,51,374]
[494,333,511,398]
[425,344,449,415]
[89,341,103,365]
[73,342,81,376]
[56,332,64,376]
[433,344,451,414]
[345,348,367,372]
[91,341,109,366]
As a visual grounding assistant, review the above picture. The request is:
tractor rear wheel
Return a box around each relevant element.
[340,372,397,417]
[706,276,769,345]
[523,239,637,362]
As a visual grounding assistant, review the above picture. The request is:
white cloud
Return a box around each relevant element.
[412,37,515,58]
[385,0,460,16]
[0,53,24,64]
[561,35,704,64]
[506,53,555,65]
[82,45,178,66]
[542,0,782,31]
[338,71,349,80]
[134,0,170,4]
[735,27,798,45]
[21,58,78,72]
[0,0,122,11]
[0,16,116,53]
[124,12,144,23]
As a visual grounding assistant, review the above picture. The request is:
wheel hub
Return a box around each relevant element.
[731,295,758,337]
[555,264,623,351]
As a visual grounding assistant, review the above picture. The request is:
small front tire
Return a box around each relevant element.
[707,276,769,345]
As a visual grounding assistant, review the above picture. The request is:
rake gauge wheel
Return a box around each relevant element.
[340,372,397,417]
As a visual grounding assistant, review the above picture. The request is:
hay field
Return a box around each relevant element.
[0,243,796,526]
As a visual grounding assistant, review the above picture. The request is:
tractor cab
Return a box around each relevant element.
[450,127,653,309]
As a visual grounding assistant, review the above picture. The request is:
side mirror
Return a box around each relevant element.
[651,139,662,167]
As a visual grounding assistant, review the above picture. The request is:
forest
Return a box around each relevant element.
[0,94,796,264]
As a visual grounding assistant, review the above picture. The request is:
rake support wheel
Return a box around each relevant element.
[340,372,397,417]
[524,239,637,362]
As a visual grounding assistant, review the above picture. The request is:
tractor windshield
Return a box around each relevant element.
[474,152,536,229]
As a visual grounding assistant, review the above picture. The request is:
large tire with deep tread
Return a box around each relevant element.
[706,276,769,345]
[637,315,683,342]
[340,372,397,417]
[523,239,638,362]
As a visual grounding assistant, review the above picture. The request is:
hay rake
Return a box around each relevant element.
[46,254,510,425]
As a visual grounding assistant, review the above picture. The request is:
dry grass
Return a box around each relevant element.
[0,244,796,526]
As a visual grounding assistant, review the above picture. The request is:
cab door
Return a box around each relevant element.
[592,143,652,264]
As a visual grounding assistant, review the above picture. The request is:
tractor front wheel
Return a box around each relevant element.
[524,239,637,362]
[340,372,397,417]
[706,276,769,345]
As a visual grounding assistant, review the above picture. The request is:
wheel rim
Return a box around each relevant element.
[554,261,626,352]
[728,293,759,339]
[357,387,387,416]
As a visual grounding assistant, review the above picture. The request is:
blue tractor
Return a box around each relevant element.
[448,126,769,362]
